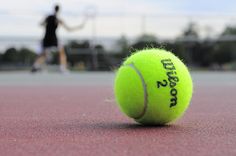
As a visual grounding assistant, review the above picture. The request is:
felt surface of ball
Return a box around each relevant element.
[114,48,193,125]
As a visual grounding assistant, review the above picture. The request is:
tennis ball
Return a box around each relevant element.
[114,48,193,125]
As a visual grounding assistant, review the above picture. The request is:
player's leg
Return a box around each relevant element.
[59,46,69,73]
[31,50,47,73]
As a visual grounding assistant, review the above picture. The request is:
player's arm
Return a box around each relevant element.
[59,19,86,32]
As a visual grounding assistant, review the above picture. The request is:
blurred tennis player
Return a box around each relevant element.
[31,4,85,73]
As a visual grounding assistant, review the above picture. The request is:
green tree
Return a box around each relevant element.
[18,48,37,65]
[176,22,200,66]
[116,35,130,57]
[182,22,199,38]
[221,26,236,35]
[0,53,3,62]
[136,34,157,42]
[213,42,233,65]
[131,34,159,52]
[212,25,236,66]
[2,47,18,63]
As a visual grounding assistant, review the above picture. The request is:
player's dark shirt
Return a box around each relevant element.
[42,15,59,48]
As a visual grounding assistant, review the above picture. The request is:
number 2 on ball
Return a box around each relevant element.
[157,80,168,88]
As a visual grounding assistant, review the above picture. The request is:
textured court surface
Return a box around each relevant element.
[0,71,236,156]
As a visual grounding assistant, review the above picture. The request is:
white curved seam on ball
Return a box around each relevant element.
[128,63,148,120]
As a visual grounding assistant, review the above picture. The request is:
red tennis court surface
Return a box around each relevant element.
[0,71,236,156]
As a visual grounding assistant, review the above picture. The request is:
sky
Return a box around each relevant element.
[0,0,236,40]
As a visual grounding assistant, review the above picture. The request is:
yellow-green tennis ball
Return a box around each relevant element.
[114,48,193,125]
